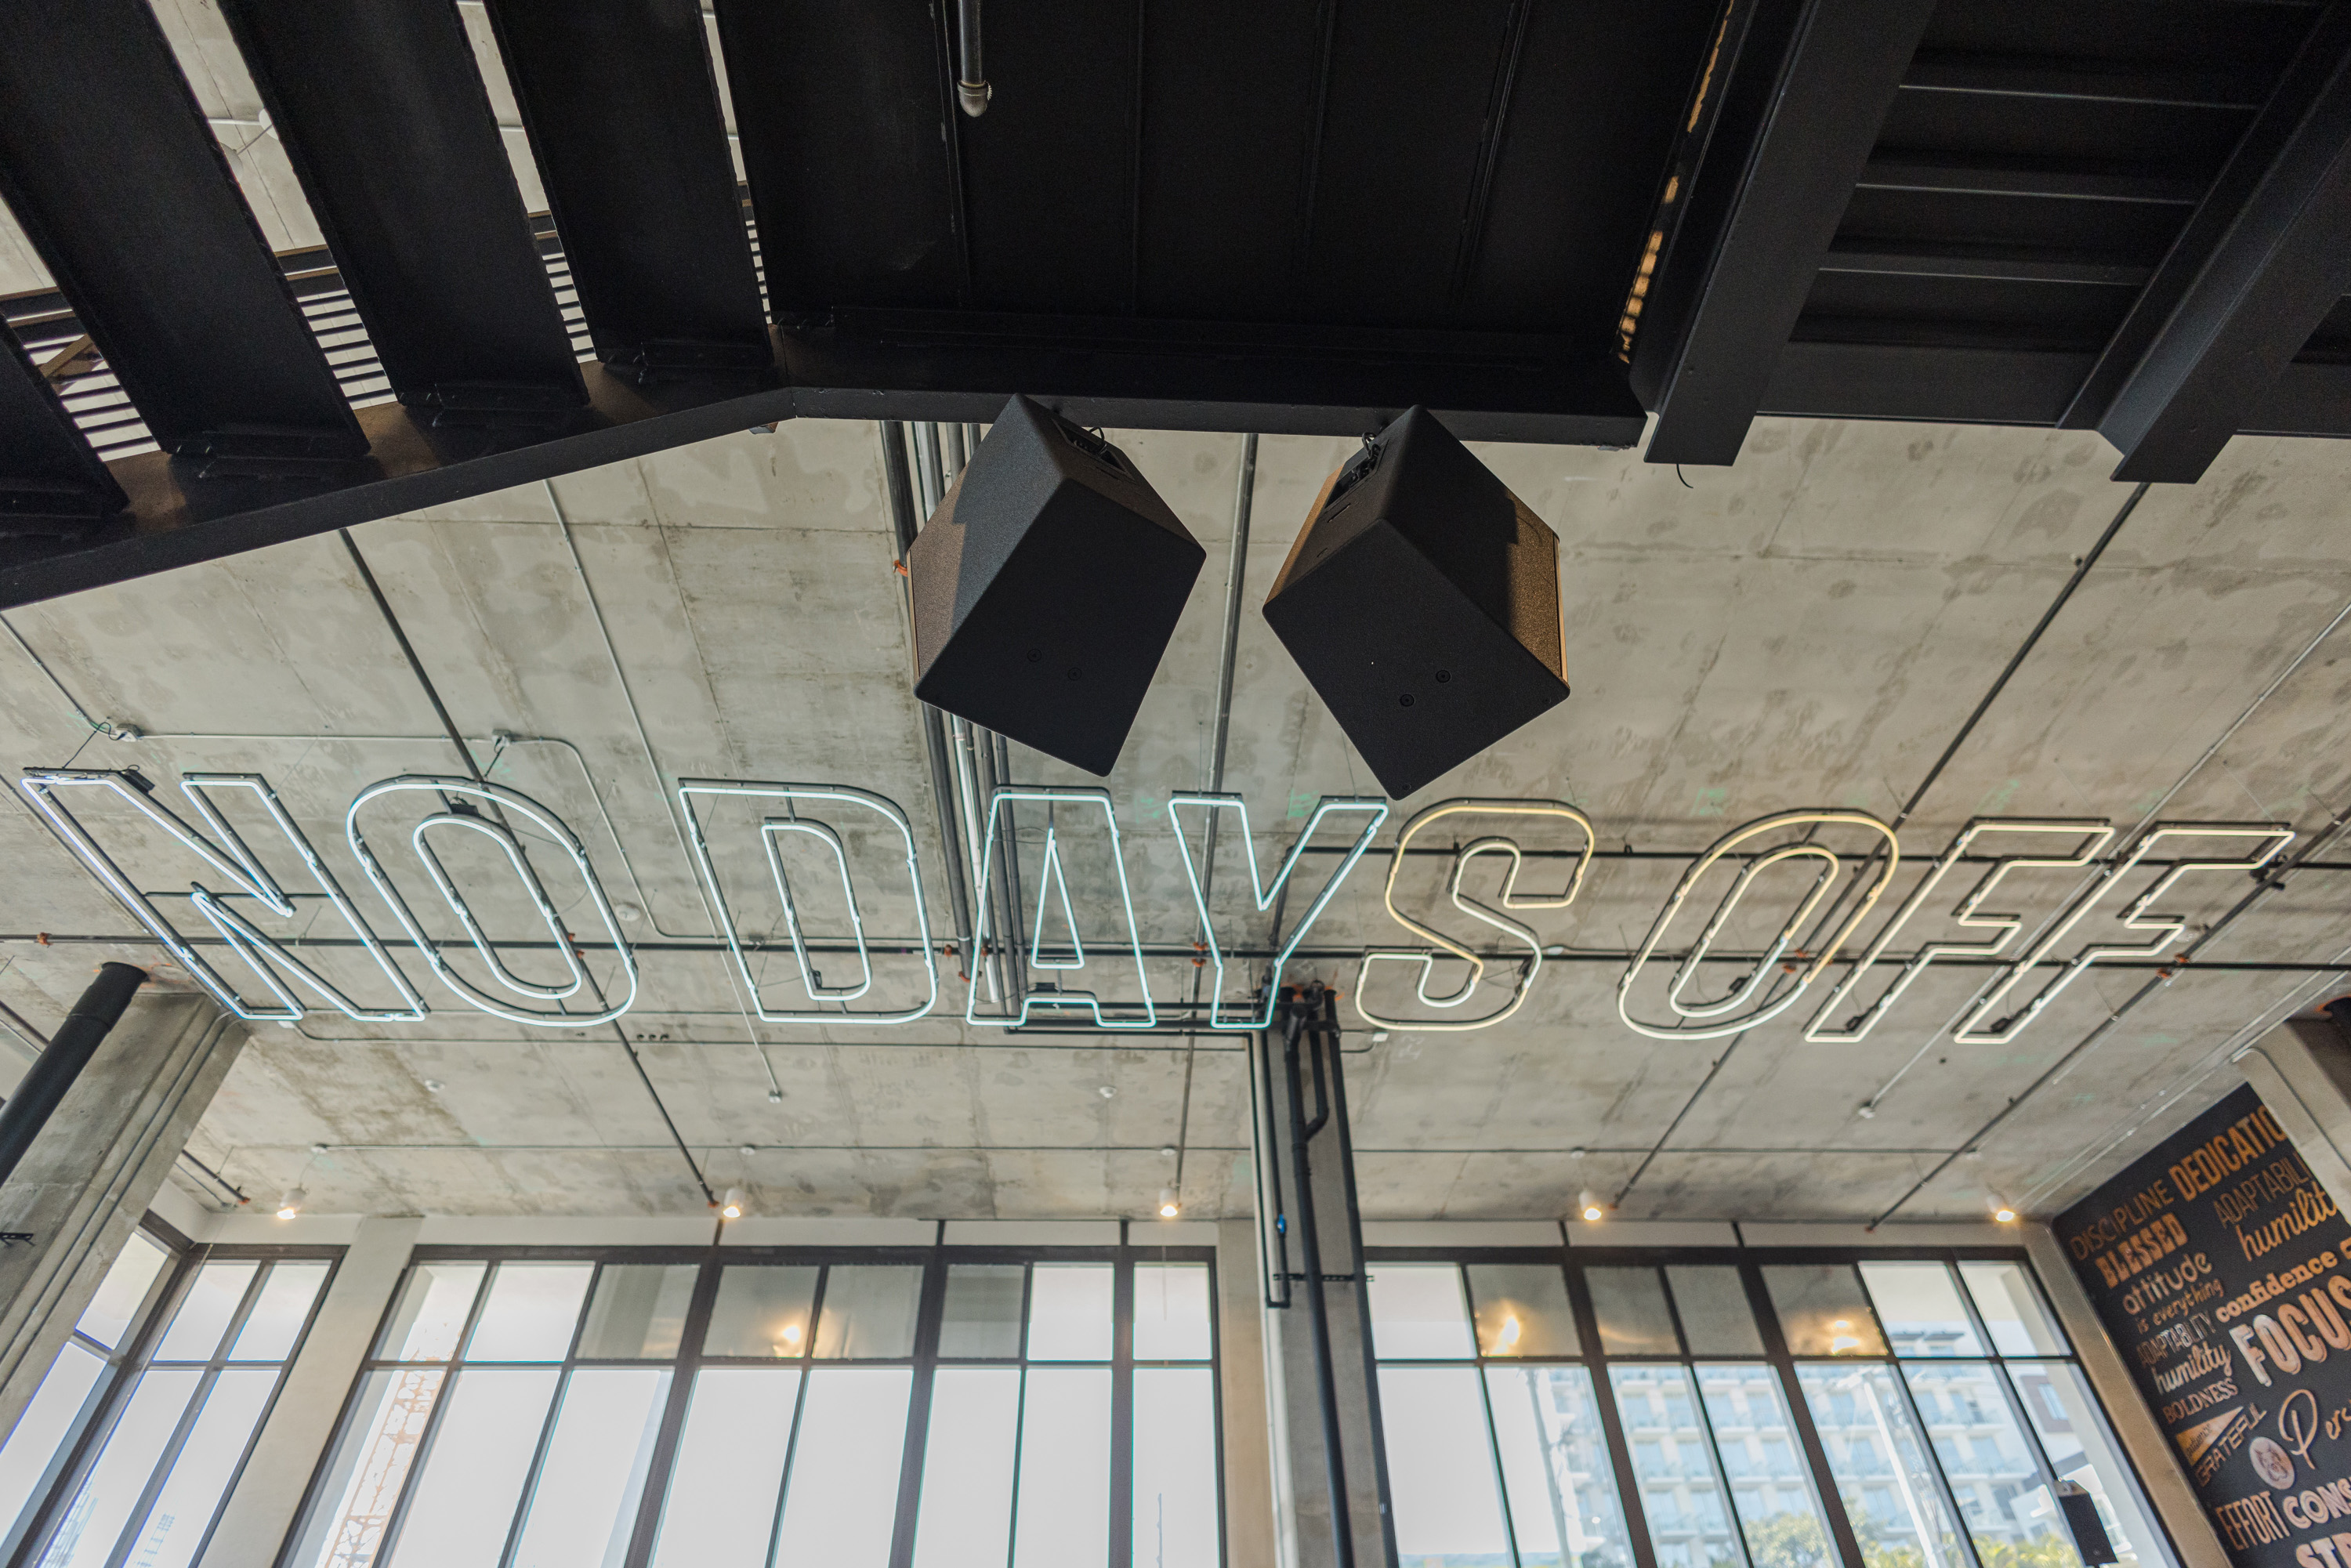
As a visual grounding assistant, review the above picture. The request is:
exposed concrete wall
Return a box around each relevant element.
[199,1215,419,1568]
[2233,1016,2351,1217]
[0,993,245,1439]
[1218,1219,1278,1568]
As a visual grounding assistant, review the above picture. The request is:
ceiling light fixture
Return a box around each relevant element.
[1578,1189,1606,1223]
[275,1186,306,1220]
[1157,1186,1181,1219]
[720,1186,748,1220]
[1989,1196,2020,1224]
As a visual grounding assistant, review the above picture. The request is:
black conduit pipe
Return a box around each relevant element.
[0,963,147,1190]
[1282,1000,1356,1566]
[956,0,990,115]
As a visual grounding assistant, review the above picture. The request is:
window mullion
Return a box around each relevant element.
[763,1267,827,1568]
[1882,1356,1984,1568]
[369,1261,503,1568]
[621,1256,726,1568]
[1110,1250,1134,1568]
[494,1258,609,1568]
[1565,1262,1660,1568]
[1737,1262,1864,1568]
[886,1255,949,1568]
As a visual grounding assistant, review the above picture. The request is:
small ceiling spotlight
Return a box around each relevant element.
[1264,407,1570,798]
[275,1186,306,1220]
[720,1186,748,1221]
[907,396,1205,775]
[1578,1189,1607,1223]
[1989,1196,2020,1225]
[1157,1187,1181,1219]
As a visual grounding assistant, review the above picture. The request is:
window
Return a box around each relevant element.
[5,1245,331,1568]
[288,1248,1222,1568]
[1367,1253,2177,1568]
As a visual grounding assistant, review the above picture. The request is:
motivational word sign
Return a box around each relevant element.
[2058,1084,2351,1568]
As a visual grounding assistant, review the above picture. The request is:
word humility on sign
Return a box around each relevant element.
[16,768,2296,1037]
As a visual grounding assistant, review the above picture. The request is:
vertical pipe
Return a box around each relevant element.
[0,963,147,1190]
[1199,433,1259,904]
[1281,1001,1355,1567]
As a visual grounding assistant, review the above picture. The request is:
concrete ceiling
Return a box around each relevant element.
[4,414,2351,1227]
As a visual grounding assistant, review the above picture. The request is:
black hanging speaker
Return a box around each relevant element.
[1262,407,1569,798]
[909,396,1205,775]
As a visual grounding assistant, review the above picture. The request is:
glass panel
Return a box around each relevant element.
[1765,1266,1887,1357]
[229,1262,330,1362]
[1027,1265,1114,1362]
[2011,1362,2170,1568]
[464,1264,594,1362]
[1011,1366,1111,1568]
[1469,1264,1579,1358]
[286,1368,447,1568]
[1861,1264,1983,1358]
[0,1342,103,1538]
[649,1367,799,1568]
[37,1367,201,1568]
[1698,1363,1837,1568]
[1378,1367,1513,1566]
[939,1266,1024,1359]
[911,1368,1021,1568]
[507,1367,671,1568]
[813,1266,922,1360]
[1902,1363,2073,1568]
[1487,1364,1637,1568]
[1610,1363,1744,1568]
[703,1266,818,1358]
[119,1366,276,1568]
[383,1366,560,1568]
[775,1368,911,1568]
[379,1263,487,1361]
[75,1232,168,1350]
[1367,1263,1475,1360]
[1134,1367,1219,1568]
[1591,1268,1681,1356]
[1134,1264,1214,1361]
[154,1261,259,1361]
[1670,1268,1765,1357]
[1958,1265,2066,1357]
[1797,1362,1972,1568]
[577,1265,698,1360]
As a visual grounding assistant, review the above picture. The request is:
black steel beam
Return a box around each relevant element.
[1762,340,2096,427]
[2246,360,2351,436]
[216,0,587,418]
[0,331,124,535]
[482,0,767,378]
[2064,5,2351,481]
[0,0,364,468]
[1629,0,1938,467]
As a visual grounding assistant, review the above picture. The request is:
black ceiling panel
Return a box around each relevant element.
[484,0,766,373]
[716,0,964,314]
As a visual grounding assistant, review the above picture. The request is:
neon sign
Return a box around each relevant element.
[14,766,2298,1046]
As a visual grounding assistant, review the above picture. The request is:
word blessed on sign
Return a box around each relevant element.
[14,767,2296,1038]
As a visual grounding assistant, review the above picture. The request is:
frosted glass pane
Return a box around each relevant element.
[813,1267,922,1360]
[1133,1368,1219,1568]
[384,1367,559,1568]
[230,1262,329,1362]
[1012,1367,1110,1568]
[1133,1265,1212,1360]
[650,1369,799,1568]
[285,1368,447,1568]
[1469,1264,1578,1357]
[705,1266,817,1358]
[939,1266,1023,1359]
[38,1368,201,1568]
[1379,1367,1512,1566]
[776,1369,911,1568]
[1766,1266,1887,1357]
[912,1369,1020,1568]
[1027,1266,1113,1361]
[465,1265,592,1362]
[155,1262,258,1361]
[76,1232,168,1349]
[0,1342,103,1538]
[1668,1267,1763,1357]
[1367,1264,1474,1359]
[118,1367,276,1568]
[380,1264,487,1360]
[1589,1269,1679,1356]
[509,1368,671,1568]
[1958,1263,2067,1356]
[577,1266,697,1360]
[1860,1263,1983,1357]
[1487,1365,1636,1568]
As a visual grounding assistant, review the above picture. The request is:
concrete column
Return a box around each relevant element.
[199,1215,420,1568]
[0,992,246,1438]
[1251,1009,1393,1568]
[2233,1016,2351,1214]
[1217,1217,1279,1568]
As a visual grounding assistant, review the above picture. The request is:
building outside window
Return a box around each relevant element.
[282,1244,1220,1568]
[1365,1250,2173,1568]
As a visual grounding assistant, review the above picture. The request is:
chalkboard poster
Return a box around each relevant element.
[2056,1082,2349,1568]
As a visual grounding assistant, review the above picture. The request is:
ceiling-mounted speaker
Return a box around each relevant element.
[910,395,1204,775]
[1263,407,1569,798]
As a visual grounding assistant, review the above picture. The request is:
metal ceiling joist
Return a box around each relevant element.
[0,334,124,534]
[1629,0,1938,468]
[216,0,587,421]
[483,0,766,380]
[2065,4,2351,483]
[0,0,364,472]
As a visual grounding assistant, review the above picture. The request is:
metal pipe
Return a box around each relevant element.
[339,530,482,784]
[1281,997,1355,1567]
[955,0,991,116]
[0,962,145,1190]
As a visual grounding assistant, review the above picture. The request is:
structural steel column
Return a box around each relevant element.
[0,989,247,1437]
[1251,992,1394,1568]
[1217,1216,1280,1568]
